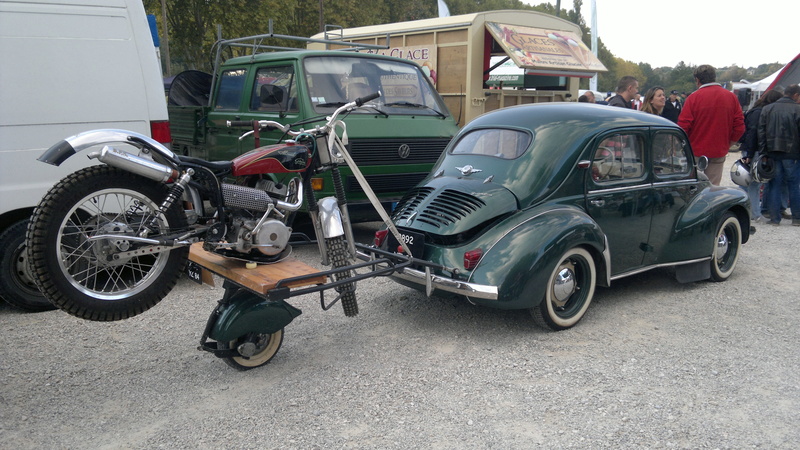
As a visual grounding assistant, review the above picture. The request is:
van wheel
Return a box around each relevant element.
[531,247,596,331]
[0,219,55,312]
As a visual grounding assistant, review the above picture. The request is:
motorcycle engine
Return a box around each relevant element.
[220,181,294,256]
[230,217,291,256]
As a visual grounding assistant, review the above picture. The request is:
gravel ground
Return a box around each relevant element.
[2,153,799,449]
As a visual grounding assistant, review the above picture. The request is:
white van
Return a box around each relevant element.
[0,0,169,311]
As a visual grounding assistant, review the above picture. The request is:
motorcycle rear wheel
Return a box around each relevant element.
[26,166,189,321]
[324,235,358,316]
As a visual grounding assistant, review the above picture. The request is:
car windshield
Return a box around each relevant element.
[450,128,531,159]
[303,56,446,116]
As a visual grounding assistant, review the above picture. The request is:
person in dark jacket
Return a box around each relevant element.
[661,90,682,123]
[607,76,638,109]
[739,89,782,222]
[758,84,800,225]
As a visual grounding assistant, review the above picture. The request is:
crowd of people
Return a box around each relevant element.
[578,65,800,227]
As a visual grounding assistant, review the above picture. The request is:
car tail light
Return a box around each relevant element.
[150,120,171,144]
[464,248,482,270]
[374,229,388,247]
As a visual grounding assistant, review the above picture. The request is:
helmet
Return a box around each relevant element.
[751,154,775,183]
[730,159,752,187]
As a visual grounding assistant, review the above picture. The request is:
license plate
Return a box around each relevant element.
[386,229,424,258]
[185,261,204,284]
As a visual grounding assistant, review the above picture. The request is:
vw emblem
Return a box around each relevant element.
[398,144,411,159]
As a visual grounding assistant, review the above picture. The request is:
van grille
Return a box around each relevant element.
[346,173,429,195]
[349,138,450,165]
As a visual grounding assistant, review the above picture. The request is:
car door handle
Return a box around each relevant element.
[589,199,605,207]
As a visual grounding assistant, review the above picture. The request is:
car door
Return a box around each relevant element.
[643,129,700,266]
[586,131,653,275]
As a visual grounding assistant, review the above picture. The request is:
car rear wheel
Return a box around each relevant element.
[710,212,741,282]
[531,247,596,331]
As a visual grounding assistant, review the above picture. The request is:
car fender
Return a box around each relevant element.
[671,186,751,260]
[467,206,608,310]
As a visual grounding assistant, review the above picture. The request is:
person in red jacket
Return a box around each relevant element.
[678,65,745,185]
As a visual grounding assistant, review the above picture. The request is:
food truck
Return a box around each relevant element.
[310,10,607,125]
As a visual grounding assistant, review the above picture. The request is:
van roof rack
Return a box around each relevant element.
[211,19,390,69]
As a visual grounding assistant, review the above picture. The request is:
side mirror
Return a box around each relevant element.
[696,155,709,172]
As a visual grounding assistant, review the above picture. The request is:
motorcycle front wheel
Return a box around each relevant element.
[324,235,358,316]
[26,166,189,321]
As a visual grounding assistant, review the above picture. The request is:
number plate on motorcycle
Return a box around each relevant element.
[186,261,204,285]
[386,229,425,258]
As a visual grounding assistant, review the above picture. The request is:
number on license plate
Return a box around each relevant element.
[387,229,424,258]
[186,261,203,284]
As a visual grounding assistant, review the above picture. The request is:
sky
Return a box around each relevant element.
[526,0,797,69]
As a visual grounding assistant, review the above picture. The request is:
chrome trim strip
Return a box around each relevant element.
[609,257,710,281]
[602,235,611,286]
[651,179,697,187]
[588,184,652,195]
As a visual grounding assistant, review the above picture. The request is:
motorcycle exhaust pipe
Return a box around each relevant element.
[89,146,178,183]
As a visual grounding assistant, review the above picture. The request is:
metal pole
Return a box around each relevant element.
[160,0,170,76]
[319,0,324,33]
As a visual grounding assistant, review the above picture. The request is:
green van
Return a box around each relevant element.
[168,48,459,221]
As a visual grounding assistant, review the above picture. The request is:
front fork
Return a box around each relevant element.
[307,166,355,266]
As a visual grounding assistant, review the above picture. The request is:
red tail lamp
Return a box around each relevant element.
[464,248,483,270]
[374,229,388,247]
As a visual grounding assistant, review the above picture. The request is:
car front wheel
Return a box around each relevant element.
[531,247,596,331]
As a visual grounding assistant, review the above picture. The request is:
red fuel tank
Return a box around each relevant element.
[231,142,311,176]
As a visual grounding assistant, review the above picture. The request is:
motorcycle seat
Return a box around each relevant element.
[178,155,233,174]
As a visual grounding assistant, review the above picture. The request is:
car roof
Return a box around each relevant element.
[465,102,677,134]
[450,103,684,207]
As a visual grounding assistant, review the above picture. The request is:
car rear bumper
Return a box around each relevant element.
[356,250,499,300]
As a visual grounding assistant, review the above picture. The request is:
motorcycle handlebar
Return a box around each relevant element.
[355,91,381,107]
[228,92,382,139]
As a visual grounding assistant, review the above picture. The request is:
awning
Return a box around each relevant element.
[485,22,607,78]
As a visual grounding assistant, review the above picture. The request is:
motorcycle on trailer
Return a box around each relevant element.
[26,92,414,369]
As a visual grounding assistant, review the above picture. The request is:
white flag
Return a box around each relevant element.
[438,0,450,18]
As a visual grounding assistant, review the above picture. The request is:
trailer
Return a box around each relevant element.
[309,10,607,125]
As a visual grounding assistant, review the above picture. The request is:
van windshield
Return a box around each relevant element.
[303,56,447,116]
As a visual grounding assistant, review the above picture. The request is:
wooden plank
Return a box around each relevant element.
[188,243,326,295]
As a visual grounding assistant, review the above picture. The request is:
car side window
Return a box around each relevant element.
[652,132,690,177]
[250,66,299,112]
[214,68,247,110]
[591,133,645,182]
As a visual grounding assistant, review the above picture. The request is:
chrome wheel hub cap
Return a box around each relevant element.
[552,261,577,307]
[716,231,729,263]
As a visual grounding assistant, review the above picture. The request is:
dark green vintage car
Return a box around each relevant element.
[369,102,751,330]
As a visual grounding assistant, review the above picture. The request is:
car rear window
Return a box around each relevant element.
[450,128,531,159]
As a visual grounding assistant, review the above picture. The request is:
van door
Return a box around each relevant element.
[207,64,300,160]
